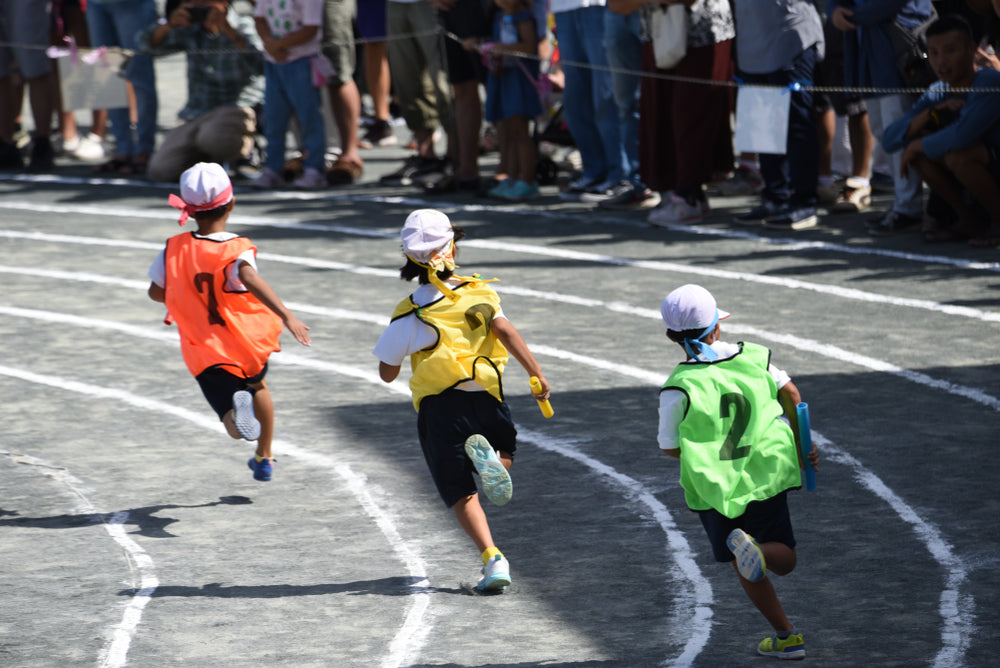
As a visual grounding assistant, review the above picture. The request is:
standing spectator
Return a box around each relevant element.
[884,14,1000,246]
[611,0,734,224]
[0,0,59,172]
[465,0,542,199]
[553,0,627,201]
[357,0,398,148]
[379,0,452,186]
[53,0,109,163]
[322,0,366,185]
[141,0,264,183]
[731,0,824,231]
[253,0,328,189]
[87,0,159,175]
[828,0,934,236]
[598,4,660,210]
[425,0,493,195]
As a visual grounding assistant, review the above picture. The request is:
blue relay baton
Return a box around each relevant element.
[795,402,817,492]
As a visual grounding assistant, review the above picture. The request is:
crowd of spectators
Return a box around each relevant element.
[1,0,999,245]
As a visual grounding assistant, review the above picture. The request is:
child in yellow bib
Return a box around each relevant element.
[374,209,550,592]
[658,284,819,660]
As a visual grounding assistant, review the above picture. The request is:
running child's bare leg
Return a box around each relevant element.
[759,541,796,576]
[250,380,274,460]
[733,563,794,633]
[453,493,495,553]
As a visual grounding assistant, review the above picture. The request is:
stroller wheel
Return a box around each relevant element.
[536,156,558,186]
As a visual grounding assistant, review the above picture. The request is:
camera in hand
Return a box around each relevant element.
[187,5,210,25]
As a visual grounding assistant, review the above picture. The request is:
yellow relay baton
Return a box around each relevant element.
[529,376,554,418]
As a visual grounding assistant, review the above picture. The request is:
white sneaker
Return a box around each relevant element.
[648,194,704,226]
[252,167,284,189]
[464,434,512,506]
[293,166,326,190]
[476,554,511,592]
[232,390,260,441]
[72,133,106,161]
[726,529,766,582]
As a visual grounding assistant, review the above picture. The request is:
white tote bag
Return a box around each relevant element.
[734,85,791,155]
[651,4,688,70]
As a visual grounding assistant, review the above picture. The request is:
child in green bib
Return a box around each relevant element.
[658,284,819,660]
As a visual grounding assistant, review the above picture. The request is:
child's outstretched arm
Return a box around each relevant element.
[238,262,312,346]
[492,317,550,401]
[778,381,819,472]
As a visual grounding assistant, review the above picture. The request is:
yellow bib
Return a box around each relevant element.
[392,282,508,411]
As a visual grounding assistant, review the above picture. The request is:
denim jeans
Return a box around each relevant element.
[554,6,625,184]
[263,58,326,172]
[85,0,159,158]
[740,46,819,208]
[604,11,642,185]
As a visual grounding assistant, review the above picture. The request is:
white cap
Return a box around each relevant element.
[661,284,731,332]
[179,162,233,209]
[401,209,454,263]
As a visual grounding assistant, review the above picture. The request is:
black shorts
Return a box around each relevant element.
[417,388,517,507]
[196,364,267,421]
[439,0,492,85]
[698,491,796,563]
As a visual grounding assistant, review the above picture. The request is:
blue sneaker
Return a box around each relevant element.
[727,529,766,582]
[764,206,818,231]
[504,180,540,201]
[476,554,511,592]
[248,457,273,482]
[733,199,783,226]
[487,179,515,199]
[232,390,260,441]
[464,435,512,506]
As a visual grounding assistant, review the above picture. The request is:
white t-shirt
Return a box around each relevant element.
[254,0,324,63]
[657,340,791,452]
[147,231,258,291]
[373,280,507,391]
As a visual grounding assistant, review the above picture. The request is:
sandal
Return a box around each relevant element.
[326,157,363,185]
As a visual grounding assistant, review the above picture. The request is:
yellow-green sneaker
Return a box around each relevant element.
[758,632,805,660]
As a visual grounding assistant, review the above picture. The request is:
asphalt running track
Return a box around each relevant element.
[1,174,998,668]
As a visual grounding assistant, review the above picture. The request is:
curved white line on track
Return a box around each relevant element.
[1,302,976,665]
[0,450,159,668]
[4,259,998,412]
[0,365,432,668]
[0,306,713,666]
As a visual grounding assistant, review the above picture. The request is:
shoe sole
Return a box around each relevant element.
[727,529,766,582]
[764,215,818,231]
[247,457,272,482]
[232,391,261,441]
[464,435,512,506]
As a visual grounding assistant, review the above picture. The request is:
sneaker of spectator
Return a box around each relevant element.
[27,137,55,173]
[379,155,448,186]
[0,140,23,170]
[252,166,285,189]
[294,167,327,190]
[648,193,704,226]
[359,119,398,148]
[865,210,922,236]
[831,177,872,213]
[598,181,662,211]
[63,133,107,162]
[716,165,764,196]
[816,178,840,205]
[579,180,618,203]
[763,206,819,231]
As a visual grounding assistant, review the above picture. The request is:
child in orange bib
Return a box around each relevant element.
[147,162,311,481]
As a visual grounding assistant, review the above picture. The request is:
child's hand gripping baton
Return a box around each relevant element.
[796,402,817,491]
[529,376,553,418]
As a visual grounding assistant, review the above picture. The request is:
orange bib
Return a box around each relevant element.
[163,233,282,378]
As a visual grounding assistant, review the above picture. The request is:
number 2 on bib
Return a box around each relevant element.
[719,392,751,460]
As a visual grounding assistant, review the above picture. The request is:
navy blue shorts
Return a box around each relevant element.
[196,364,267,421]
[698,491,796,563]
[417,389,517,507]
[356,0,386,40]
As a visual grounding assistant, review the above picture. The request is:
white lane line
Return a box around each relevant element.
[5,258,998,413]
[0,365,433,668]
[0,306,714,667]
[820,435,972,668]
[0,449,159,668]
[2,185,999,272]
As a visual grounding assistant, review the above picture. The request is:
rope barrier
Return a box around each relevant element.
[6,24,1000,96]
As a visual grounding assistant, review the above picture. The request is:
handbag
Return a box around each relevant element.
[888,7,938,89]
[651,3,688,70]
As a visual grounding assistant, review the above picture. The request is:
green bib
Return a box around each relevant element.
[662,342,801,518]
